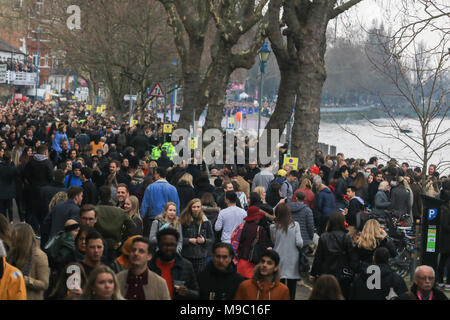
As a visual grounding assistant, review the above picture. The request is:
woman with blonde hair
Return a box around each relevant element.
[293,178,315,209]
[123,195,143,235]
[180,198,214,274]
[82,265,124,300]
[355,219,397,266]
[149,202,183,253]
[7,223,50,300]
[48,191,68,213]
[176,173,196,211]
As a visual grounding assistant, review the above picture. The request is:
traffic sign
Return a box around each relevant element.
[163,124,173,133]
[149,82,165,97]
[124,95,137,101]
[283,156,299,171]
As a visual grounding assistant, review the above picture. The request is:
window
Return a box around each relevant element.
[44,54,49,67]
[13,0,23,10]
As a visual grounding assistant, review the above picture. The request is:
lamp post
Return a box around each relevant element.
[35,26,41,100]
[257,41,270,137]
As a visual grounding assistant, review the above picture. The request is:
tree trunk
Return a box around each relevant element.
[291,22,329,168]
[177,38,206,130]
[265,64,299,134]
[203,48,233,132]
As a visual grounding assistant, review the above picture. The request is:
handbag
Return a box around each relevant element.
[248,226,262,265]
[298,248,310,274]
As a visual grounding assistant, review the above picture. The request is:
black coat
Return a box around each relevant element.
[39,182,67,220]
[176,182,196,211]
[354,237,397,269]
[148,251,199,300]
[350,263,408,300]
[0,161,18,199]
[130,134,150,158]
[157,156,173,169]
[439,203,450,254]
[397,283,448,300]
[389,184,411,217]
[82,180,98,205]
[24,155,54,188]
[197,261,245,300]
[310,230,359,278]
[195,180,215,199]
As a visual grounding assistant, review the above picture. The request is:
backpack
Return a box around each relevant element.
[230,222,245,264]
[44,232,64,269]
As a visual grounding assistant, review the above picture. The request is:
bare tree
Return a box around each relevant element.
[341,27,450,178]
[1,0,177,117]
[266,0,365,167]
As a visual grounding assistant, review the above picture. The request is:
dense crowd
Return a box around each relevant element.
[0,59,37,73]
[0,100,449,301]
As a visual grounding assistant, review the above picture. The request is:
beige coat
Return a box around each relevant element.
[235,176,250,199]
[117,268,171,300]
[25,248,50,300]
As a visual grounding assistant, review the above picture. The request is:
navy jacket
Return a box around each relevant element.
[316,187,336,218]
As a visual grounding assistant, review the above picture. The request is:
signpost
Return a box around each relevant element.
[124,94,138,127]
[420,195,444,270]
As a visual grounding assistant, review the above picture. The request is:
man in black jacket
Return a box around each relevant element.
[81,167,98,205]
[350,247,408,300]
[197,242,244,300]
[148,228,199,300]
[335,166,349,209]
[24,145,54,237]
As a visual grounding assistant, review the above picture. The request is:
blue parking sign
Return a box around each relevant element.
[428,208,437,221]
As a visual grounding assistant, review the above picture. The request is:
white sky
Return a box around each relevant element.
[333,0,449,49]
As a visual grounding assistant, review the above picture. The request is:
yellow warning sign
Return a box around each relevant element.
[283,156,299,171]
[163,124,173,133]
[86,105,93,111]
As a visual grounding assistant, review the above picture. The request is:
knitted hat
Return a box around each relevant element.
[310,166,319,175]
[244,206,265,222]
[72,162,82,170]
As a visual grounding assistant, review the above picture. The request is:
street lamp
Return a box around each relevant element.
[35,26,41,101]
[257,41,270,137]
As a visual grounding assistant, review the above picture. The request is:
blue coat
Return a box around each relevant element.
[316,187,336,218]
[140,180,180,219]
[52,132,70,153]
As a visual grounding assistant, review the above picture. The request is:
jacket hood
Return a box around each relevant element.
[320,187,333,194]
[289,202,309,213]
[33,154,48,162]
[353,196,365,206]
[206,260,238,276]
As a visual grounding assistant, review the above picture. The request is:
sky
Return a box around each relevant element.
[334,0,449,49]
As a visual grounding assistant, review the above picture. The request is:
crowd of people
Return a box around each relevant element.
[0,100,449,301]
[0,58,37,73]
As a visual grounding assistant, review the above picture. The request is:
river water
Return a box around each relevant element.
[158,112,449,175]
[319,118,450,175]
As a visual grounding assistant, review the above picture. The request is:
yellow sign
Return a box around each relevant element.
[229,117,235,125]
[101,105,107,111]
[86,105,93,111]
[190,138,199,150]
[163,124,173,134]
[283,156,299,171]
[96,107,102,114]
[130,118,138,127]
